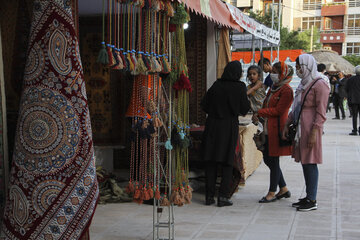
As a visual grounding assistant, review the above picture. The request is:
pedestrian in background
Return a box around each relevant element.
[201,61,250,207]
[332,71,347,120]
[258,58,273,91]
[346,65,360,135]
[283,54,330,211]
[253,61,293,203]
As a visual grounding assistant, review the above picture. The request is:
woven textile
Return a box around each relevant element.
[2,1,99,239]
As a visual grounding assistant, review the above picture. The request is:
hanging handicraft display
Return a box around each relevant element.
[97,0,192,207]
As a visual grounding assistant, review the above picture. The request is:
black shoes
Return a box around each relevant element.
[276,191,291,199]
[296,199,317,211]
[259,196,277,203]
[205,197,215,206]
[292,197,317,211]
[206,196,233,207]
[349,131,358,136]
[217,196,233,207]
[332,117,340,120]
[342,116,346,120]
[292,197,308,208]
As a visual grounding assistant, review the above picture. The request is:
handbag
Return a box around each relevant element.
[278,117,293,146]
[280,78,321,145]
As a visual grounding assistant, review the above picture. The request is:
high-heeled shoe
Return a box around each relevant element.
[276,191,291,199]
[217,197,233,207]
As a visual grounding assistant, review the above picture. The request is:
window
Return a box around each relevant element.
[347,14,360,35]
[325,18,332,29]
[301,17,321,30]
[230,0,237,6]
[303,0,321,10]
[349,0,360,8]
[346,42,360,55]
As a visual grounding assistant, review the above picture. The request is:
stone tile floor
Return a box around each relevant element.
[90,111,360,240]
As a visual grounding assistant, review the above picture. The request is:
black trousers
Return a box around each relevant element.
[350,104,360,132]
[206,162,233,198]
[263,137,286,192]
[333,94,345,118]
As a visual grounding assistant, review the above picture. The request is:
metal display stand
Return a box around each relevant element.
[152,75,175,240]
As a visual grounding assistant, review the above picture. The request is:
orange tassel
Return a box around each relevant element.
[127,53,135,71]
[155,187,161,200]
[184,189,192,204]
[106,45,116,66]
[112,50,124,70]
[170,190,176,203]
[134,188,141,199]
[144,187,150,200]
[179,187,185,198]
[148,187,154,199]
[161,196,170,206]
[126,181,135,193]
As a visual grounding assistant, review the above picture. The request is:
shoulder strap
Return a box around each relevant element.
[295,78,322,125]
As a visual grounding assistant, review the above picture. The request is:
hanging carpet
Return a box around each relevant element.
[2,1,99,239]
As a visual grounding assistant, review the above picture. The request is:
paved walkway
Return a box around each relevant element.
[90,110,360,240]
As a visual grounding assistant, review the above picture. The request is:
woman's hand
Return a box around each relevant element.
[307,129,317,148]
[282,125,289,140]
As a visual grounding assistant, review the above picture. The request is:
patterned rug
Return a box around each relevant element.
[1,1,98,239]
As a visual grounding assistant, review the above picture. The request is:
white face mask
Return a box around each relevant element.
[296,69,304,79]
[270,73,280,84]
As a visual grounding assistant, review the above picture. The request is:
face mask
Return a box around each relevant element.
[270,73,280,84]
[296,69,304,79]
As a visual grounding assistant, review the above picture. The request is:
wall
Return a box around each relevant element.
[331,16,344,29]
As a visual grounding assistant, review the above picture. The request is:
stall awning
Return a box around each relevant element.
[178,0,242,31]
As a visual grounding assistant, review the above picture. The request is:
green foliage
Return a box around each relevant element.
[298,27,321,52]
[279,28,307,50]
[249,10,276,28]
[343,55,360,66]
[248,9,320,51]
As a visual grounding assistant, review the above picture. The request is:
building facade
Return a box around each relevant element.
[227,0,360,56]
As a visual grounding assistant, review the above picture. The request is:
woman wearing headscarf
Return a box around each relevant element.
[201,61,250,207]
[283,54,330,211]
[253,61,294,203]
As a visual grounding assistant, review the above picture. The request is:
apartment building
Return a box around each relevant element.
[227,0,360,56]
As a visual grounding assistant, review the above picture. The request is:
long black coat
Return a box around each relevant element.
[201,62,250,165]
[346,75,360,104]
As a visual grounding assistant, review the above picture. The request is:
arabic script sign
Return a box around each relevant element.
[226,3,280,45]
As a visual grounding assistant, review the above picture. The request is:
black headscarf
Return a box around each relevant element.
[201,60,249,118]
[220,61,243,82]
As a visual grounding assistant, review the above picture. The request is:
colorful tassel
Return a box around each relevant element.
[135,53,148,75]
[161,196,170,206]
[106,44,116,66]
[119,49,127,70]
[126,52,135,71]
[155,186,161,200]
[165,138,173,150]
[161,56,171,74]
[97,42,109,65]
[134,187,141,199]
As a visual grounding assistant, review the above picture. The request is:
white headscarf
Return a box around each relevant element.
[292,54,321,143]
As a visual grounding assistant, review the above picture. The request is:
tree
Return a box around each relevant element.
[343,55,360,66]
[298,27,321,52]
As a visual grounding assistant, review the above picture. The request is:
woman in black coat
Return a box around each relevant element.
[201,61,250,207]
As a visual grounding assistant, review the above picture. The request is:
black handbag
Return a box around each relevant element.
[278,117,293,146]
[279,78,321,146]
